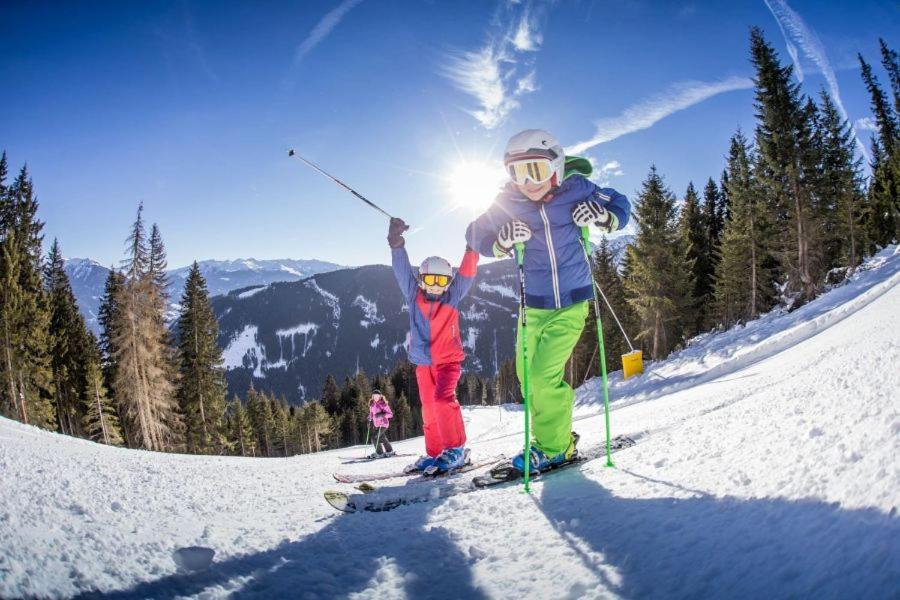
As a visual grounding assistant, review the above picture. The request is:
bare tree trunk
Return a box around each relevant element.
[95,378,109,445]
[3,318,20,420]
[749,210,758,320]
[17,372,29,425]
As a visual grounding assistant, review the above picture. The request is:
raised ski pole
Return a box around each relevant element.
[514,242,532,492]
[287,149,397,220]
[580,227,614,467]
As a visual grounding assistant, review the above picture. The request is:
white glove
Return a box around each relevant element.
[572,200,618,232]
[497,220,532,250]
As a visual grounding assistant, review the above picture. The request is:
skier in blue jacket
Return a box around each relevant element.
[465,129,630,473]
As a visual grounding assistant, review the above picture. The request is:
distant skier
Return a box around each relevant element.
[387,217,479,474]
[368,391,394,457]
[465,129,631,474]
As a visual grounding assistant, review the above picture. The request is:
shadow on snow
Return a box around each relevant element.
[76,481,487,600]
[535,466,899,599]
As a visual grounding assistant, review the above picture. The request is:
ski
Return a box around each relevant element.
[333,453,504,484]
[338,452,415,465]
[472,435,636,488]
[323,437,636,513]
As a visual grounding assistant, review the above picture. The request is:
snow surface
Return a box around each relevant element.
[2,248,899,599]
[237,286,266,300]
[352,295,385,329]
[477,282,517,299]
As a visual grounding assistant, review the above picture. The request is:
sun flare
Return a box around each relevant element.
[446,160,508,214]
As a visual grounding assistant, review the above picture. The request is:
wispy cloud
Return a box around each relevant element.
[855,117,877,132]
[444,2,545,129]
[293,0,363,65]
[762,0,868,160]
[511,10,542,52]
[567,77,754,154]
[594,160,625,187]
[444,45,520,129]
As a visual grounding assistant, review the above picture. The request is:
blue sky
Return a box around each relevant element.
[1,1,896,269]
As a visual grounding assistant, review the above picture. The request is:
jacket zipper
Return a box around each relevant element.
[539,204,561,308]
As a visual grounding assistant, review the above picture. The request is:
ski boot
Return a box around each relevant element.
[404,454,437,474]
[512,432,580,474]
[427,446,471,475]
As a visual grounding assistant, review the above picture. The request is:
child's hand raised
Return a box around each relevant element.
[388,217,410,248]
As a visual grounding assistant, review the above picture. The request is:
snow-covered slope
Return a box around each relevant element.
[3,248,898,599]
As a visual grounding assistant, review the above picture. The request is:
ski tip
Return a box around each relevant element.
[324,490,356,513]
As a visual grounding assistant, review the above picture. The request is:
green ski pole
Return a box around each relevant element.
[514,242,532,492]
[580,227,615,467]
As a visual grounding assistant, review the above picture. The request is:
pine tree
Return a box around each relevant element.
[45,239,93,436]
[751,27,821,304]
[624,166,692,359]
[176,262,228,454]
[270,400,290,456]
[392,393,412,440]
[714,131,776,326]
[247,385,274,456]
[703,178,724,276]
[0,165,55,428]
[226,395,255,456]
[816,90,866,270]
[306,401,332,452]
[678,182,712,337]
[880,38,900,114]
[321,374,340,415]
[858,52,899,248]
[110,204,181,450]
[81,332,123,445]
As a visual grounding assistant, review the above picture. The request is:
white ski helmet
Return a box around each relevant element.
[418,256,453,286]
[504,129,566,187]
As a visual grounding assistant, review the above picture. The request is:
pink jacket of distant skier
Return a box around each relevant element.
[368,395,393,429]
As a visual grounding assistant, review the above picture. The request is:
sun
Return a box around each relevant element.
[446,160,508,215]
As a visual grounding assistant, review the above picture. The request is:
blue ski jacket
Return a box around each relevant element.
[465,175,630,310]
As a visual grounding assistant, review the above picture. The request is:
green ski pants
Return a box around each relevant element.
[516,300,589,456]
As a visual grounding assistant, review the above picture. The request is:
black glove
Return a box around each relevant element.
[388,217,409,248]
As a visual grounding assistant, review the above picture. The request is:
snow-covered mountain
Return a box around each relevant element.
[64,258,344,333]
[214,260,519,403]
[63,258,111,333]
[167,258,344,299]
[4,246,897,599]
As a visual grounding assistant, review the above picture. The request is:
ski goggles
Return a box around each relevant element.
[420,273,451,287]
[506,158,554,185]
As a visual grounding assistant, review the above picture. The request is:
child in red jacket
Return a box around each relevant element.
[388,217,479,474]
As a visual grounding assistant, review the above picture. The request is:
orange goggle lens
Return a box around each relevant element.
[421,273,451,287]
[507,159,553,185]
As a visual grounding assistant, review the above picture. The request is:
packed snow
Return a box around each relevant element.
[275,323,318,359]
[306,279,341,322]
[237,286,266,299]
[221,325,263,375]
[477,282,517,299]
[1,248,898,598]
[353,295,385,329]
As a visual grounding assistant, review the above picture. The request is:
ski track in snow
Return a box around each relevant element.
[1,248,899,598]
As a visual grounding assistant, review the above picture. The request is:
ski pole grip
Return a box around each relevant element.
[514,242,525,266]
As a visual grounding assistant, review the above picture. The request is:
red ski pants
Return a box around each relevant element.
[416,363,466,457]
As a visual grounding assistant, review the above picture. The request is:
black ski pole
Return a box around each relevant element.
[287,149,396,220]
